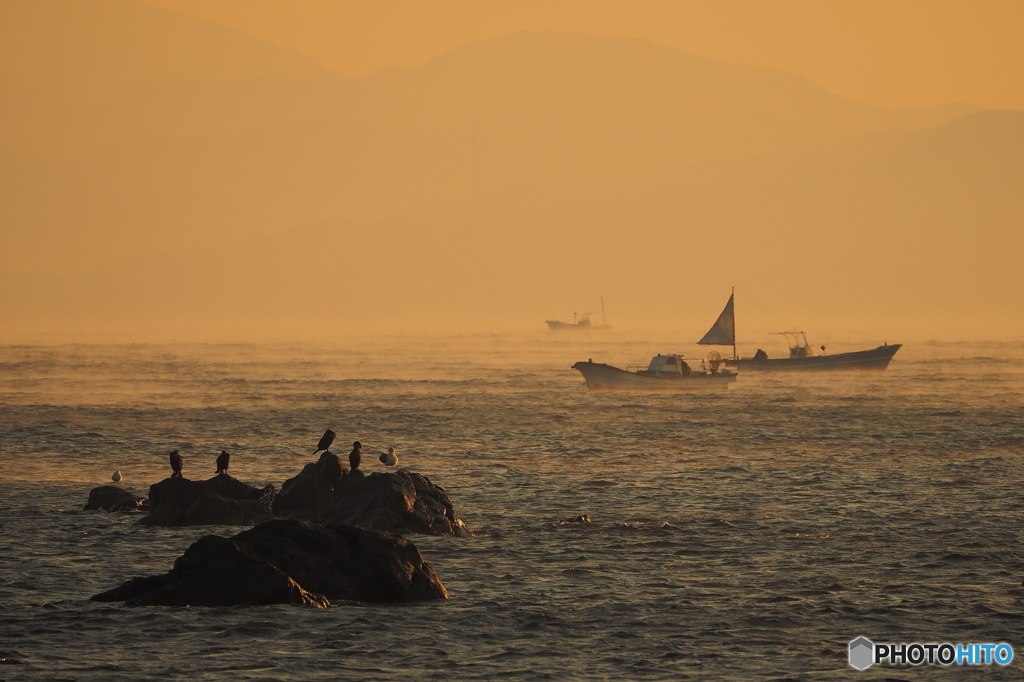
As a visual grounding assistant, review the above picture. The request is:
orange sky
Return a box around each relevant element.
[138,0,1024,110]
[2,0,1022,341]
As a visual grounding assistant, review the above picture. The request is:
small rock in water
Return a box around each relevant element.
[84,485,146,512]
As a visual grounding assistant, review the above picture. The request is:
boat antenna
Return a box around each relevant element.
[734,287,800,331]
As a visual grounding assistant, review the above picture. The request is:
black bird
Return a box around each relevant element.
[314,429,336,454]
[320,451,343,489]
[349,441,362,471]
[216,450,230,475]
[169,450,183,478]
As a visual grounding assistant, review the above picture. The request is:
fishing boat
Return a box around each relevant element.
[698,289,901,371]
[571,353,737,390]
[546,297,611,332]
[546,313,597,331]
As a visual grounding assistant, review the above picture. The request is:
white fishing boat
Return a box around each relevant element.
[698,288,902,371]
[571,353,737,391]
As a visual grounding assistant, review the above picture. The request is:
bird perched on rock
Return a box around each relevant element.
[314,429,336,454]
[169,450,183,478]
[379,447,398,472]
[349,441,362,471]
[111,470,122,484]
[216,450,230,475]
[320,451,343,489]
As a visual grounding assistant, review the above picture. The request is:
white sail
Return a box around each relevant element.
[698,293,735,346]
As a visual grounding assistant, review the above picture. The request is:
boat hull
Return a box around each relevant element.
[724,343,901,371]
[546,320,609,331]
[547,320,589,331]
[571,361,737,390]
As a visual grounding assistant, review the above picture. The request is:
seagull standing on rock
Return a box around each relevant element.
[314,429,336,455]
[379,447,398,472]
[112,470,122,484]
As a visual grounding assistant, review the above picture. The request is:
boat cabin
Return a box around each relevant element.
[638,354,691,376]
[775,331,823,358]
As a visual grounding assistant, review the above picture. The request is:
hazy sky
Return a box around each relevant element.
[138,0,1024,110]
[2,0,1022,342]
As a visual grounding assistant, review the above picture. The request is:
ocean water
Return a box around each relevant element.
[1,334,1023,680]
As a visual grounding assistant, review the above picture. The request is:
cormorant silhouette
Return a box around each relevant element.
[349,441,362,471]
[169,450,183,478]
[314,429,336,454]
[216,450,230,475]
[320,451,343,489]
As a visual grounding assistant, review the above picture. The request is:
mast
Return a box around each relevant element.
[731,286,736,360]
[601,296,607,327]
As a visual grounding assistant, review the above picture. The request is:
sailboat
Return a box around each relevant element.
[698,289,901,371]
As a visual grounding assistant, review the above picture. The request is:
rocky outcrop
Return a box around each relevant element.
[272,452,345,518]
[312,470,472,537]
[91,519,449,607]
[140,474,275,526]
[274,457,470,536]
[84,485,146,512]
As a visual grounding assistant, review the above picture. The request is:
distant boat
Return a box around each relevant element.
[572,353,737,390]
[698,288,901,371]
[546,297,611,331]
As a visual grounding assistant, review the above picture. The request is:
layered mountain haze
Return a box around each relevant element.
[6,108,1021,338]
[0,0,338,102]
[0,1,1017,340]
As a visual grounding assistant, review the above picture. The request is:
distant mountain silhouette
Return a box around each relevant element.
[1,24,974,275]
[3,110,1020,336]
[0,4,1010,337]
[0,0,336,102]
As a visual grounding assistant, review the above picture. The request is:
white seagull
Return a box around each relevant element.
[379,447,399,472]
[112,470,123,483]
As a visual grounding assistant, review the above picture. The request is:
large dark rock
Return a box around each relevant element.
[84,485,146,512]
[91,519,449,607]
[312,470,472,537]
[272,452,345,518]
[140,474,275,526]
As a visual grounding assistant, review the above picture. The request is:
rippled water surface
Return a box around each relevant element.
[1,334,1023,680]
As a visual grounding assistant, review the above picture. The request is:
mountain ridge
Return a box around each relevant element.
[3,109,1019,337]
